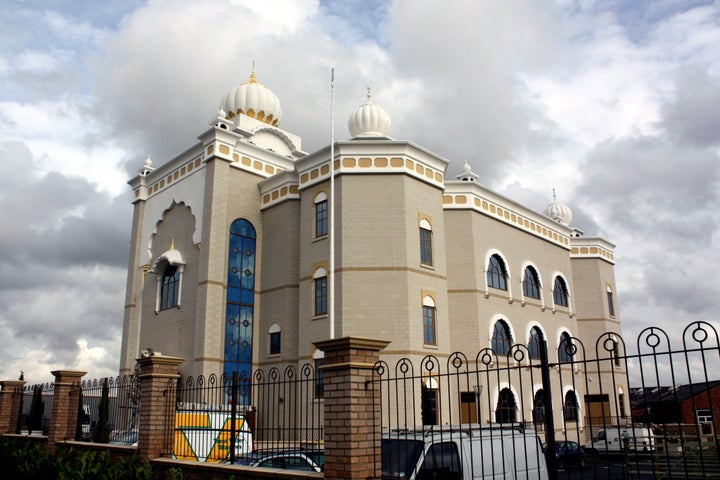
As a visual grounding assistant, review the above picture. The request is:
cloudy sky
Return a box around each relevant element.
[1,0,718,384]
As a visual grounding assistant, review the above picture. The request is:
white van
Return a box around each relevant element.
[382,426,548,480]
[584,426,654,455]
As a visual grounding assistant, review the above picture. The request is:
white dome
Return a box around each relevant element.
[348,90,391,138]
[544,191,573,226]
[223,71,282,126]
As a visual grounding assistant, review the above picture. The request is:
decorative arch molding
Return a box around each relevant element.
[550,271,572,314]
[483,249,512,299]
[526,321,547,344]
[147,200,197,263]
[487,314,516,350]
[519,261,544,307]
[249,126,299,153]
[142,165,205,262]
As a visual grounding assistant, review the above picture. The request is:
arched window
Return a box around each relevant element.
[150,242,185,312]
[313,267,328,316]
[553,276,569,307]
[160,265,180,310]
[487,254,508,290]
[559,331,574,362]
[563,390,579,422]
[495,388,517,423]
[492,320,513,356]
[422,296,437,345]
[606,285,615,317]
[315,192,328,238]
[522,266,541,300]
[269,323,281,355]
[419,218,433,266]
[533,389,545,426]
[528,326,544,360]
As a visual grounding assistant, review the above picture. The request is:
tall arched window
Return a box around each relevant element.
[150,242,185,312]
[559,331,574,362]
[495,388,517,423]
[224,219,256,405]
[419,218,433,266]
[563,390,579,422]
[553,276,569,307]
[522,266,541,300]
[269,323,281,355]
[422,296,437,345]
[315,192,328,238]
[313,267,328,316]
[492,320,513,356]
[160,265,180,310]
[487,254,508,290]
[528,326,544,360]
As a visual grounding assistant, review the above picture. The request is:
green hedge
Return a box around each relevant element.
[0,437,152,480]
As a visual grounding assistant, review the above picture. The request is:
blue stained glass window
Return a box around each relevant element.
[224,219,256,405]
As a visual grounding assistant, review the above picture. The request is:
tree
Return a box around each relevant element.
[29,385,44,434]
[93,379,110,443]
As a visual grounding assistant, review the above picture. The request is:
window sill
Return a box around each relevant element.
[313,235,328,243]
[423,344,439,349]
[312,314,328,321]
[420,263,435,271]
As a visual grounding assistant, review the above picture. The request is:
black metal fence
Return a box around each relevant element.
[372,321,720,479]
[169,364,323,464]
[18,382,54,435]
[80,375,139,444]
[17,375,139,443]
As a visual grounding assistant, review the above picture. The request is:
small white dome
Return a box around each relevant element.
[544,190,573,226]
[223,71,282,126]
[348,89,391,138]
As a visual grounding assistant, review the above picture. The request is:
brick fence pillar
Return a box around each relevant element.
[136,354,184,459]
[47,370,86,453]
[314,337,390,480]
[0,380,26,434]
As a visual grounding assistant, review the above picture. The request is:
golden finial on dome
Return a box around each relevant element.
[170,239,175,250]
[249,60,257,84]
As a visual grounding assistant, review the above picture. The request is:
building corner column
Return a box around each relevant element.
[314,336,390,480]
[136,354,184,459]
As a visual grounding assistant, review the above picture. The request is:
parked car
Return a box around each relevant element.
[109,429,138,446]
[554,441,585,469]
[234,451,322,472]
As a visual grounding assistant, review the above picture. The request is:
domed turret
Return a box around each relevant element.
[544,189,573,226]
[223,69,282,126]
[348,87,391,138]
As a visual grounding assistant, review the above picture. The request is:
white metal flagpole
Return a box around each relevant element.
[329,68,336,339]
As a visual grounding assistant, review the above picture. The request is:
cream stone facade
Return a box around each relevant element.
[119,72,624,438]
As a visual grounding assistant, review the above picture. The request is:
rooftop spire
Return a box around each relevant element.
[249,60,257,84]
